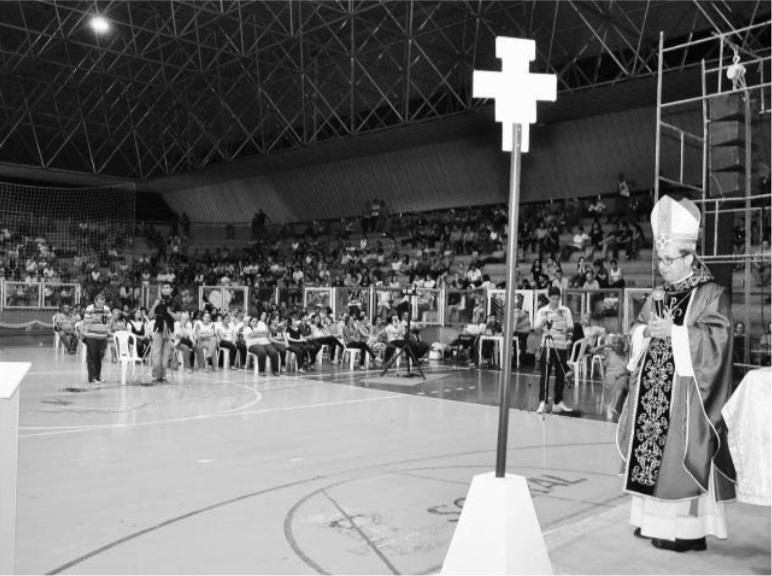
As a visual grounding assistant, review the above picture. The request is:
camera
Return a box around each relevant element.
[544,319,553,330]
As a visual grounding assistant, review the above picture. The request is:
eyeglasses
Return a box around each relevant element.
[657,254,688,267]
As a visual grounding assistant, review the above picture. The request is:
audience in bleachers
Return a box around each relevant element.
[3,189,770,346]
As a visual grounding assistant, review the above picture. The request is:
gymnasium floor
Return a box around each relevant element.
[3,344,769,575]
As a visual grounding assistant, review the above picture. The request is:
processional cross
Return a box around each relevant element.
[441,39,557,575]
[473,37,556,476]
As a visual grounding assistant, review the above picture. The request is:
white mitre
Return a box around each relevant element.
[651,195,700,252]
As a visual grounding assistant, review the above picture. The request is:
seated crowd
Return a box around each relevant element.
[53,283,433,385]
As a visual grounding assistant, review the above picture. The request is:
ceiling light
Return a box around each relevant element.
[89,15,110,34]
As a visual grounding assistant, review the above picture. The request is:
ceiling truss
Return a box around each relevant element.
[0,0,768,182]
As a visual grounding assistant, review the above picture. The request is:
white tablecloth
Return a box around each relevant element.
[722,368,771,506]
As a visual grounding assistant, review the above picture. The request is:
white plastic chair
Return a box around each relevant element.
[342,346,369,370]
[590,334,609,379]
[113,330,143,386]
[216,343,244,371]
[285,349,299,372]
[568,338,591,402]
[217,345,231,371]
[317,344,330,366]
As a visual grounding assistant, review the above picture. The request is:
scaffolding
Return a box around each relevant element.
[654,21,772,371]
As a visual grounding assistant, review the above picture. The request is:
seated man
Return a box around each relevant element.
[54,303,79,354]
[449,322,482,363]
[560,226,590,262]
[608,259,625,288]
[383,311,430,367]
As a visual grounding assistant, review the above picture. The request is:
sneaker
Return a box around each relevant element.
[298,367,306,373]
[536,401,546,414]
[553,401,574,413]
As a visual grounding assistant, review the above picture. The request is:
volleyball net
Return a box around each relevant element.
[0,180,136,335]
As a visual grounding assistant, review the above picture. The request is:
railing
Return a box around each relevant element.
[0,282,762,347]
[0,281,80,310]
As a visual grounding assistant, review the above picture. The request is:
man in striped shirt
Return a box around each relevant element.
[534,286,574,414]
[82,292,111,384]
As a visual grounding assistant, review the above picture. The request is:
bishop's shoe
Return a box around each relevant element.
[651,537,707,553]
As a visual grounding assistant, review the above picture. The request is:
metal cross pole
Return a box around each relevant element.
[472,37,556,479]
[495,123,522,478]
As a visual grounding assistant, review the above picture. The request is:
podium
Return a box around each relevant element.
[0,363,29,575]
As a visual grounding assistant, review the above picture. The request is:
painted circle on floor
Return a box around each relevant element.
[284,459,622,575]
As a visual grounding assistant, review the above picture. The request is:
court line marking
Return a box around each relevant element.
[45,474,328,575]
[283,460,622,575]
[42,444,616,575]
[323,489,401,575]
[19,393,403,437]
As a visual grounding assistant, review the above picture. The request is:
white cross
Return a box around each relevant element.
[473,37,557,153]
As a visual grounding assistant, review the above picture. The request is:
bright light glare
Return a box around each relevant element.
[90,15,110,34]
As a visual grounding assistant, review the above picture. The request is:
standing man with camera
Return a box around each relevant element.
[534,286,575,414]
[149,282,181,384]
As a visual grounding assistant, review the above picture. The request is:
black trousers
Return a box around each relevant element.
[85,337,108,382]
[218,340,238,366]
[283,342,307,366]
[288,341,315,365]
[309,336,345,359]
[344,341,376,366]
[384,339,430,364]
[248,343,280,374]
[538,345,568,404]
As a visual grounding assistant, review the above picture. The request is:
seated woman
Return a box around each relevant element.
[341,314,377,369]
[285,315,315,369]
[215,312,240,368]
[174,312,196,373]
[193,311,218,372]
[244,312,280,376]
[267,317,292,370]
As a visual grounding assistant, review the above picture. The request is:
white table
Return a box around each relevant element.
[1,362,30,575]
[722,367,771,506]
